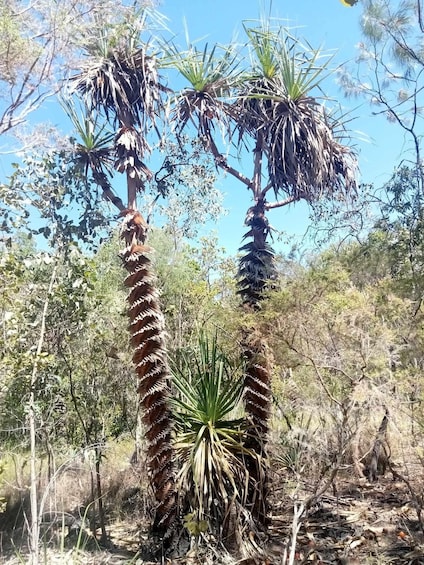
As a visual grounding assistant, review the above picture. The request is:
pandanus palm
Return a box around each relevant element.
[167,23,357,527]
[69,16,176,543]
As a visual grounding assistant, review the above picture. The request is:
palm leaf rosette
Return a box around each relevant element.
[163,41,241,154]
[233,25,357,201]
[72,17,167,203]
[61,98,126,212]
[170,334,261,545]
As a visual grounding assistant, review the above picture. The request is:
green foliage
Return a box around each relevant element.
[0,244,60,447]
[163,41,239,136]
[168,20,357,204]
[0,0,32,84]
[339,0,424,168]
[244,23,334,100]
[183,511,208,537]
[148,229,238,351]
[265,249,406,406]
[163,41,240,94]
[149,137,224,239]
[0,0,156,140]
[1,151,114,249]
[170,334,255,533]
[61,98,115,176]
[0,239,135,450]
[375,166,424,301]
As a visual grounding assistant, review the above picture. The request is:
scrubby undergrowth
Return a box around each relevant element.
[2,416,424,564]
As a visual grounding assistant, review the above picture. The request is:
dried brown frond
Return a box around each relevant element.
[115,126,153,182]
[172,88,233,142]
[72,46,164,132]
[232,80,357,201]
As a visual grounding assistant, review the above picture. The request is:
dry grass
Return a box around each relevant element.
[2,401,424,564]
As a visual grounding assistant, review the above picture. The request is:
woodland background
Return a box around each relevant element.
[2,0,424,564]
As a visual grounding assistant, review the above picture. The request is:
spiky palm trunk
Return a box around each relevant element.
[237,199,276,527]
[112,98,177,541]
[69,25,179,544]
[241,331,271,526]
[120,208,177,541]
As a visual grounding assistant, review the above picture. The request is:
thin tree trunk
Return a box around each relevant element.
[95,446,107,543]
[28,265,57,565]
[89,457,97,538]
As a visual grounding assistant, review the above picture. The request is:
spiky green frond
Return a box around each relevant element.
[244,23,334,100]
[60,97,126,211]
[244,24,279,80]
[164,42,240,135]
[170,334,258,531]
[164,41,239,93]
[61,98,114,175]
[172,333,244,427]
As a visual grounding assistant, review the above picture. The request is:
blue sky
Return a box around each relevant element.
[157,0,408,254]
[0,1,410,256]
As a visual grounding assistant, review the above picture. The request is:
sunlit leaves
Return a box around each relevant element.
[150,137,223,239]
[3,151,114,248]
[164,41,239,137]
[0,239,135,449]
[61,98,114,176]
[170,334,254,529]
[341,0,424,147]
[244,24,334,100]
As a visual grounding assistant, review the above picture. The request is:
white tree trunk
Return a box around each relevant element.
[28,265,57,565]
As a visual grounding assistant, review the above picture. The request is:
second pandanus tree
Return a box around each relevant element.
[69,15,177,543]
[167,22,357,526]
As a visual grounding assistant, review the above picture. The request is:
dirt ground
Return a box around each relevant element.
[2,470,424,564]
[269,474,424,564]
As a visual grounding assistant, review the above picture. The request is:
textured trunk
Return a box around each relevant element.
[95,446,107,543]
[241,329,271,527]
[120,209,177,543]
[238,199,275,528]
[28,265,57,565]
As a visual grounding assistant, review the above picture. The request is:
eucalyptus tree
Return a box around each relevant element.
[0,0,154,149]
[68,12,177,544]
[166,22,357,526]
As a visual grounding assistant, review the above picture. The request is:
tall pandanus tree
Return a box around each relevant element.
[233,24,356,523]
[69,16,177,543]
[167,22,357,527]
